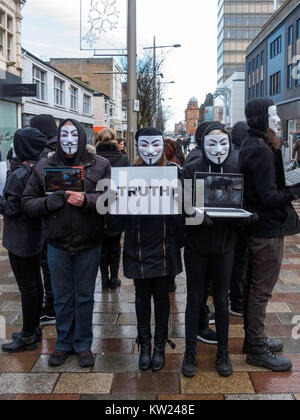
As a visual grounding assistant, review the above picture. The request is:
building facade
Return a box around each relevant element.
[217,71,246,127]
[22,50,95,144]
[245,0,300,161]
[0,0,24,160]
[185,97,200,136]
[49,58,124,137]
[217,0,285,86]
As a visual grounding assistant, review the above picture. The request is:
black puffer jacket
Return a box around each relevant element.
[239,136,300,238]
[0,128,47,257]
[184,123,239,256]
[123,163,184,280]
[22,119,111,253]
[96,142,130,167]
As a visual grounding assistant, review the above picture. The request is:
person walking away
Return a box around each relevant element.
[240,98,300,371]
[1,128,47,353]
[123,127,183,372]
[23,119,111,368]
[96,128,130,289]
[30,114,58,326]
[229,121,249,317]
[292,136,300,168]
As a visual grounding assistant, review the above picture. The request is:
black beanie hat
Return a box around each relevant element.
[135,127,163,143]
[245,98,274,135]
[13,128,47,162]
[195,121,223,146]
[30,114,58,139]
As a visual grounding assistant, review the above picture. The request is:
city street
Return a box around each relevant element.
[1,209,300,401]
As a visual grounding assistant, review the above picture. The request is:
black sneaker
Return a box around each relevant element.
[12,328,43,343]
[181,349,197,378]
[197,328,218,345]
[40,309,56,326]
[246,348,292,372]
[216,350,233,377]
[229,306,243,317]
[78,351,95,368]
[2,335,38,353]
[48,351,70,367]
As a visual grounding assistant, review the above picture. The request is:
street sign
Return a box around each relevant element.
[133,99,140,112]
[2,84,37,98]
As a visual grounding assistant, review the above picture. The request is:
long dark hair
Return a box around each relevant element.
[265,128,280,151]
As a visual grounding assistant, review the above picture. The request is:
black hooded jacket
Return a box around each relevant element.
[22,119,111,253]
[30,114,58,157]
[0,128,47,257]
[240,99,300,238]
[184,123,240,256]
[96,142,130,168]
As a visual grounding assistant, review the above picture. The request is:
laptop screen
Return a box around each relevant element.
[194,172,244,209]
[44,167,85,194]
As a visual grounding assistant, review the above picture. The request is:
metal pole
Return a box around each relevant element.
[127,0,137,163]
[153,36,157,127]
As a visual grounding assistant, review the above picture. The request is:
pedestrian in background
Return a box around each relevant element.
[117,138,127,155]
[240,98,300,372]
[1,128,47,353]
[96,128,130,290]
[124,127,183,373]
[293,136,300,168]
[30,114,59,326]
[23,119,111,368]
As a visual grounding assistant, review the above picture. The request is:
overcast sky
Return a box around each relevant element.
[21,0,218,131]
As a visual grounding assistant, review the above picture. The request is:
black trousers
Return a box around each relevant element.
[41,242,54,314]
[100,234,122,279]
[9,252,44,335]
[230,228,249,310]
[134,277,170,338]
[184,247,234,351]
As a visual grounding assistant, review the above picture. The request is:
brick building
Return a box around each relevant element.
[185,97,200,136]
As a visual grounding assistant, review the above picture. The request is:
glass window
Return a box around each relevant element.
[54,78,64,107]
[297,19,300,39]
[260,80,264,97]
[0,10,4,26]
[33,66,47,101]
[83,95,91,115]
[270,71,281,96]
[0,29,4,56]
[287,64,293,89]
[7,34,12,61]
[70,86,78,111]
[288,26,293,45]
[296,61,300,87]
[6,15,12,31]
[270,36,282,59]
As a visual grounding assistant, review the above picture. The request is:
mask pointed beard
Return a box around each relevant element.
[138,135,164,166]
[268,105,281,134]
[203,134,230,165]
[60,125,79,156]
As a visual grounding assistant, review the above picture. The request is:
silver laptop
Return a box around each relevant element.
[194,172,252,218]
[285,168,300,186]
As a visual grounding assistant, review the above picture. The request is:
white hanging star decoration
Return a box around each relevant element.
[82,0,120,47]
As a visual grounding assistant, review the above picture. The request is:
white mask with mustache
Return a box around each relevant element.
[138,135,164,165]
[204,134,230,165]
[60,124,79,156]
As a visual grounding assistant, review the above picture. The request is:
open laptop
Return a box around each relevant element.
[194,172,252,218]
[285,168,300,186]
[44,167,85,194]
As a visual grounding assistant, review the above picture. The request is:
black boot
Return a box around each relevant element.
[246,344,292,372]
[152,329,176,372]
[110,253,121,290]
[100,250,110,290]
[243,337,283,354]
[216,350,233,377]
[181,339,197,378]
[136,328,152,371]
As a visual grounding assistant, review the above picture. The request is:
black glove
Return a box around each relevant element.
[241,213,259,225]
[46,190,66,212]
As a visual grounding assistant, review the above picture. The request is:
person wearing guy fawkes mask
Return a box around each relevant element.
[182,122,244,379]
[240,99,300,372]
[123,127,183,373]
[22,119,111,368]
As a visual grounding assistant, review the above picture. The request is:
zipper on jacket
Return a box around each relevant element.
[163,217,167,276]
[137,218,144,279]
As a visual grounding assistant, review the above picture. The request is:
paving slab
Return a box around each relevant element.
[225,394,294,400]
[0,373,59,394]
[54,373,113,394]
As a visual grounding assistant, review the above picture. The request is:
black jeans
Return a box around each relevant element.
[184,247,234,352]
[134,277,170,338]
[9,252,43,335]
[41,242,54,315]
[100,234,122,279]
[230,228,249,310]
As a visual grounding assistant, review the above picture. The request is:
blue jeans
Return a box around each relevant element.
[47,244,101,353]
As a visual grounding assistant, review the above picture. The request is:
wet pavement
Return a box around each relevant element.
[1,209,300,401]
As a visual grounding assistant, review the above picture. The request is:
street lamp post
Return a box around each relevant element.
[143,40,181,127]
[127,0,137,163]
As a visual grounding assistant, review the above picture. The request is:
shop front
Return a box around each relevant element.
[278,99,300,163]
